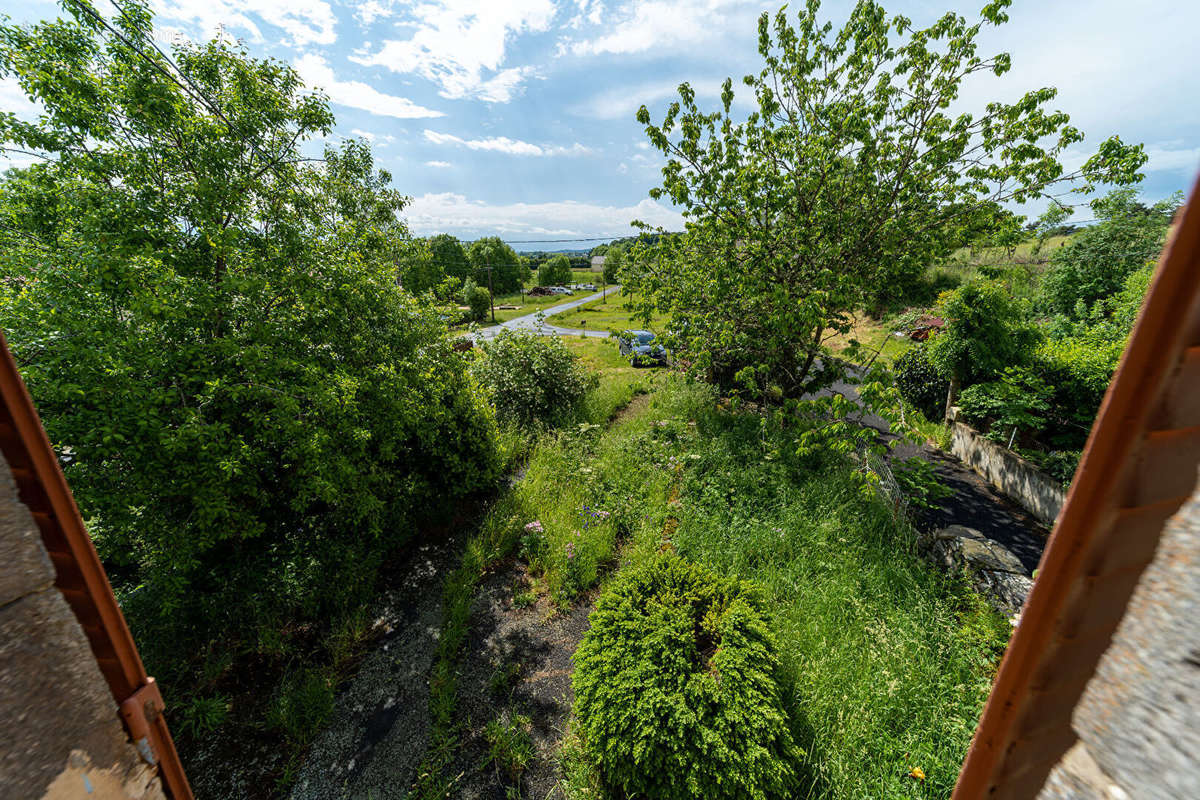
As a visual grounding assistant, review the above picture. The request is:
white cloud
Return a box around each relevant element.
[152,0,337,46]
[564,0,753,57]
[576,76,751,120]
[404,193,683,236]
[426,160,453,168]
[295,55,444,119]
[349,0,555,102]
[1143,144,1200,174]
[423,130,592,157]
[354,0,395,26]
[349,129,397,146]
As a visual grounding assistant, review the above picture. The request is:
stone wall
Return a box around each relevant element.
[1039,470,1200,800]
[0,454,165,800]
[948,409,1066,525]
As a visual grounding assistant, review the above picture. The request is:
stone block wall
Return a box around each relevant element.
[948,409,1066,525]
[0,454,165,800]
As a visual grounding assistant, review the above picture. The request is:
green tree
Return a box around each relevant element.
[602,245,623,284]
[925,282,1041,417]
[1030,202,1071,257]
[398,238,444,295]
[429,232,471,281]
[0,2,500,679]
[468,236,524,294]
[1041,189,1180,318]
[624,0,1144,400]
[537,253,572,286]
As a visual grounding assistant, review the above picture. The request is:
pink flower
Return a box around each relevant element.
[524,520,543,534]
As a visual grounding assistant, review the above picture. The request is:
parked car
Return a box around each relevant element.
[546,286,575,295]
[573,283,597,291]
[617,330,667,367]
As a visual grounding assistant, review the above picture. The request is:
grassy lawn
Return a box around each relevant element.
[551,288,667,333]
[825,314,915,366]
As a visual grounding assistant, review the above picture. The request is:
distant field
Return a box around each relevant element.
[551,288,667,332]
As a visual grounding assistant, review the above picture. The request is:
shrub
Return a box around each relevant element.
[469,285,492,322]
[957,366,1053,441]
[537,254,573,286]
[572,553,799,800]
[892,344,948,421]
[471,329,595,427]
[926,281,1041,389]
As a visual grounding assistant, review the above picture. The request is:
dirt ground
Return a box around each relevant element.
[443,562,595,800]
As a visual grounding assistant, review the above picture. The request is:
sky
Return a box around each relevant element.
[1,0,1198,249]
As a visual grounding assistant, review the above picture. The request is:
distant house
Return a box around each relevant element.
[590,255,606,273]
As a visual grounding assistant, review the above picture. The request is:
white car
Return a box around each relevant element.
[547,286,575,295]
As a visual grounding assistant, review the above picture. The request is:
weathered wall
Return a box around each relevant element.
[1039,470,1200,800]
[948,409,1066,525]
[0,455,165,800]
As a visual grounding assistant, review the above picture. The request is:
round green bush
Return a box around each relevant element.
[471,329,594,427]
[893,344,949,421]
[572,553,799,799]
[469,285,491,321]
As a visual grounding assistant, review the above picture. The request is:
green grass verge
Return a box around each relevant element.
[550,288,668,333]
[524,377,1011,800]
[411,345,652,797]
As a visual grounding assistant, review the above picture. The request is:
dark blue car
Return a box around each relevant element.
[618,330,667,367]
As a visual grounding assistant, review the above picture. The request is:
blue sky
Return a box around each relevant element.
[2,0,1198,248]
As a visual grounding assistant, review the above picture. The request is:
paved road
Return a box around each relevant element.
[472,286,619,340]
[810,363,1048,572]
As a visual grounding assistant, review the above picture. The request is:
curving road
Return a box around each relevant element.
[472,286,619,340]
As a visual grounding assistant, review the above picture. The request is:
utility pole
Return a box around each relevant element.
[485,258,495,323]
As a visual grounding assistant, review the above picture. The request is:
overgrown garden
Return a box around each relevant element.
[0,0,1180,798]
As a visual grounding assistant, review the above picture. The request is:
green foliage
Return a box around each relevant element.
[893,345,949,421]
[399,238,444,295]
[957,367,1053,442]
[471,329,595,428]
[926,282,1041,387]
[267,668,334,746]
[624,0,1144,400]
[602,245,623,284]
[484,712,534,782]
[177,694,230,739]
[469,285,492,322]
[429,233,471,281]
[469,236,525,294]
[537,253,573,286]
[0,5,501,689]
[1041,189,1179,318]
[573,552,800,800]
[891,457,951,511]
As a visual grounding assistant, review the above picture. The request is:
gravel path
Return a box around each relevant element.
[289,535,464,800]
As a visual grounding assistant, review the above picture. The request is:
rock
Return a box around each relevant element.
[977,570,1035,616]
[929,524,1033,615]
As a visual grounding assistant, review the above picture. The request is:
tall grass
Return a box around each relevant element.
[548,377,1009,800]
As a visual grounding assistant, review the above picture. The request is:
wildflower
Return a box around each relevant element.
[1008,611,1021,628]
[596,510,611,520]
[565,541,576,560]
[524,520,544,534]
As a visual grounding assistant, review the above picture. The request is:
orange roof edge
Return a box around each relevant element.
[0,329,193,800]
[953,171,1200,798]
